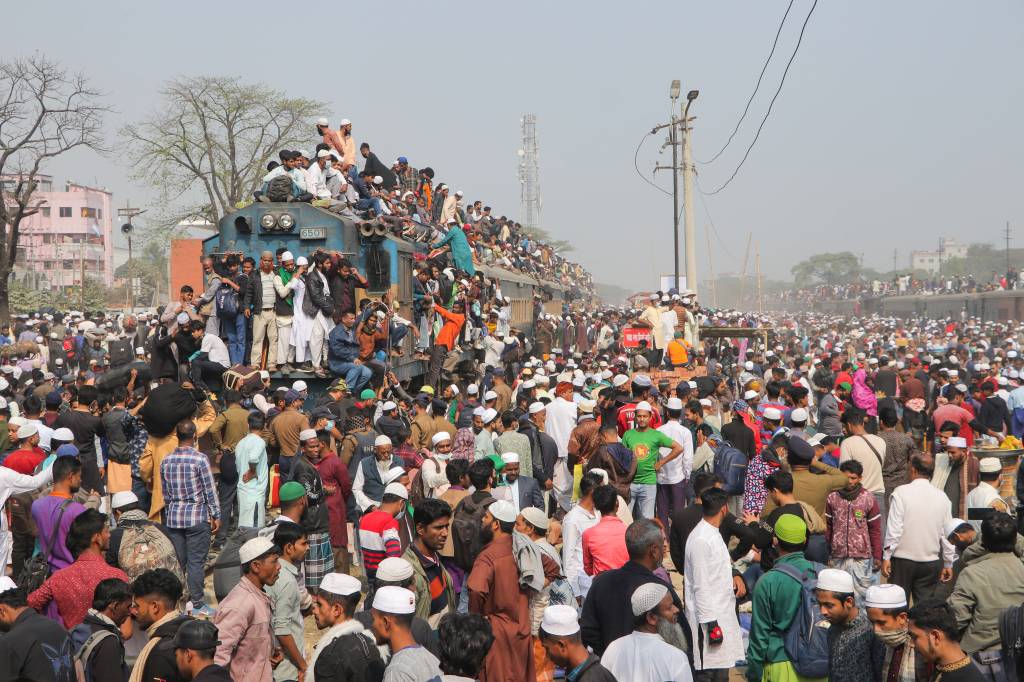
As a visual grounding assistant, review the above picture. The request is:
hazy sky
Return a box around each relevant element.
[6,0,1024,290]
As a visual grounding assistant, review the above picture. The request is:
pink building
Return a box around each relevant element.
[2,175,114,289]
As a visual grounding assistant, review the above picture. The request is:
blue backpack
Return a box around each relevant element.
[215,282,240,318]
[772,560,829,678]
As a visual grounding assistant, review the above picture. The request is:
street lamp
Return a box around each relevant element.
[669,80,681,100]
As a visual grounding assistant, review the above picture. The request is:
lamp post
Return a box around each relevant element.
[682,89,699,297]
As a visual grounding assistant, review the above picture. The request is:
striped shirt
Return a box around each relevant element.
[161,445,220,528]
[358,510,401,579]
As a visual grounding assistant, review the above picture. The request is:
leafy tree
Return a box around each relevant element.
[121,76,326,235]
[790,251,861,287]
[0,55,108,320]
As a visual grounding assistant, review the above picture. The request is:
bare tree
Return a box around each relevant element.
[121,76,325,235]
[0,55,108,320]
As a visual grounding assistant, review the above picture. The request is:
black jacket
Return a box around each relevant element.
[149,327,179,380]
[79,612,127,682]
[574,655,617,682]
[668,503,755,573]
[0,608,77,682]
[243,269,279,314]
[303,269,335,319]
[192,663,233,681]
[313,623,386,682]
[139,614,192,682]
[980,395,1012,433]
[519,422,557,484]
[580,561,682,656]
[721,417,758,459]
[511,474,545,511]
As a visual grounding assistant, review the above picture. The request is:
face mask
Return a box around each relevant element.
[434,453,451,461]
[326,420,335,431]
[875,626,909,647]
[396,508,406,520]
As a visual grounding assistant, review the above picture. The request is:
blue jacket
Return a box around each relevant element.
[327,323,360,366]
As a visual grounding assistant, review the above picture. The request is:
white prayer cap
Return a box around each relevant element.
[176,312,190,325]
[431,432,452,445]
[588,468,610,485]
[488,500,516,523]
[743,390,759,401]
[372,585,416,614]
[528,402,546,415]
[52,427,73,440]
[611,374,630,388]
[815,568,855,594]
[763,407,782,421]
[135,347,145,355]
[666,397,683,411]
[16,424,37,439]
[630,583,669,616]
[520,506,549,531]
[481,408,498,424]
[299,429,318,442]
[699,398,712,408]
[0,576,16,594]
[864,584,907,610]
[238,537,276,564]
[947,436,967,448]
[259,370,270,380]
[980,457,1001,473]
[634,401,653,414]
[383,482,408,500]
[944,517,970,537]
[522,380,536,389]
[111,491,138,509]
[320,572,361,596]
[501,452,520,464]
[791,408,809,422]
[578,399,596,414]
[1010,350,1020,358]
[316,117,330,126]
[381,401,397,412]
[540,605,580,637]
[999,377,1009,386]
[296,256,308,266]
[467,384,479,395]
[279,251,294,262]
[374,434,392,447]
[376,557,414,582]
[472,406,485,418]
[448,384,460,395]
[339,118,352,126]
[744,361,754,370]
[955,383,968,392]
[868,357,879,365]
[484,390,498,401]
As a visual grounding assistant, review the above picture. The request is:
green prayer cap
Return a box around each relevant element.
[279,481,306,503]
[359,389,376,400]
[774,513,808,544]
[838,381,852,391]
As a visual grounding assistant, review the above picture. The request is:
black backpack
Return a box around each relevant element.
[452,493,495,571]
[214,282,240,319]
[108,338,134,368]
[267,175,294,202]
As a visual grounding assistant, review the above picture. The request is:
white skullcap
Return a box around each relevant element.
[291,380,308,393]
[111,491,138,509]
[955,383,968,392]
[816,568,855,593]
[320,572,361,596]
[944,517,970,537]
[520,506,549,531]
[611,374,630,388]
[528,402,546,415]
[634,401,653,414]
[631,583,669,616]
[501,452,520,464]
[484,390,498,401]
[448,384,460,395]
[522,380,536,389]
[947,436,967,448]
[176,312,190,325]
[280,250,294,261]
[372,585,416,614]
[52,427,73,441]
[588,468,610,485]
[239,536,276,564]
[135,347,145,355]
[666,397,683,411]
[376,557,414,582]
[299,429,318,442]
[466,384,479,395]
[431,432,452,445]
[540,605,580,637]
[743,390,759,401]
[481,408,498,424]
[744,361,754,370]
[259,370,270,380]
[699,398,712,408]
[339,118,352,126]
[578,399,596,414]
[488,500,516,523]
[864,584,907,610]
[296,256,308,266]
[16,423,37,439]
[763,407,783,421]
[384,482,409,500]
[472,406,485,418]
[979,457,1001,473]
[791,408,809,422]
[381,401,397,412]
[374,434,393,447]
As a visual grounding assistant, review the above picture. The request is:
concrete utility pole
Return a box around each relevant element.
[681,94,698,297]
[1006,221,1012,279]
[117,202,145,311]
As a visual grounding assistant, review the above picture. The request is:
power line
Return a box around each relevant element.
[701,0,819,196]
[697,0,797,165]
[633,131,672,197]
[695,176,740,261]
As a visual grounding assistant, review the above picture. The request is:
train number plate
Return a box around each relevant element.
[300,227,327,240]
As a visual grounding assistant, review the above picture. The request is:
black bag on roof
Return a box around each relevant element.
[139,383,198,438]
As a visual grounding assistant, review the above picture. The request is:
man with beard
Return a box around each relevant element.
[865,584,930,681]
[306,572,384,682]
[467,500,558,682]
[600,582,692,682]
[292,430,335,591]
[815,568,885,682]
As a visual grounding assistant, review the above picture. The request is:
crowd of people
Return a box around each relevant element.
[778,269,1024,305]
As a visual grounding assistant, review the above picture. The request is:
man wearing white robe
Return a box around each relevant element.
[545,383,578,512]
[0,463,54,575]
[601,582,693,682]
[685,489,744,681]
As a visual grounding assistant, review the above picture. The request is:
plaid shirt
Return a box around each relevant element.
[160,445,220,528]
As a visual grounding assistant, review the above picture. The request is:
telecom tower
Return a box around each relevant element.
[517,114,541,231]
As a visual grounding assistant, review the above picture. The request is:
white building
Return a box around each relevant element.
[910,238,968,274]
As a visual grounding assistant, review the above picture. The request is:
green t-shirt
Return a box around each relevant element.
[622,428,675,485]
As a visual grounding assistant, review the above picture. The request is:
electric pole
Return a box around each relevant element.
[705,226,717,307]
[681,95,698,297]
[755,245,763,315]
[1005,221,1012,280]
[117,202,145,311]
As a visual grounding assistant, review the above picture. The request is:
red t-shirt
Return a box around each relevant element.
[2,447,45,475]
[617,402,663,436]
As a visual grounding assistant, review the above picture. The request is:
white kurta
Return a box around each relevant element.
[600,631,693,682]
[965,481,1006,532]
[684,519,744,671]
[289,277,313,363]
[545,397,578,510]
[0,465,54,573]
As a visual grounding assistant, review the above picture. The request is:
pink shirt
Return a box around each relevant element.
[582,515,629,576]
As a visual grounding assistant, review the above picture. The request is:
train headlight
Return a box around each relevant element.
[277,213,295,230]
[260,214,278,230]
